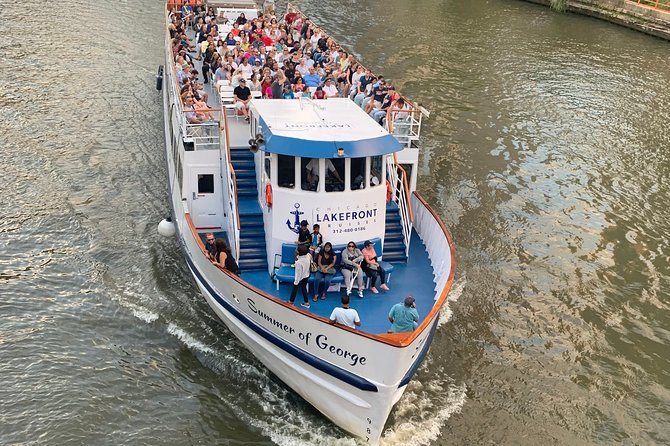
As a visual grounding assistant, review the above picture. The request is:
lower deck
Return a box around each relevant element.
[203,229,437,335]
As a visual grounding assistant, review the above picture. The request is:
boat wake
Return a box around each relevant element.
[381,379,467,446]
[437,275,466,328]
[166,323,215,354]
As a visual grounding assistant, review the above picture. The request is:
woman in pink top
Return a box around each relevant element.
[361,240,389,294]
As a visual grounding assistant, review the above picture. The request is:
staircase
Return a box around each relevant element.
[383,202,408,263]
[229,146,268,271]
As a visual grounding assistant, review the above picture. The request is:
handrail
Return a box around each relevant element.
[386,154,413,258]
[220,106,242,260]
[395,156,414,223]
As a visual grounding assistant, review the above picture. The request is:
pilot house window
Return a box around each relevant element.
[278,154,295,188]
[370,155,383,187]
[325,158,345,192]
[302,157,319,192]
[350,157,367,191]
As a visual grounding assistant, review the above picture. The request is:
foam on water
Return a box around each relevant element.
[166,323,215,354]
[437,275,466,328]
[380,381,467,446]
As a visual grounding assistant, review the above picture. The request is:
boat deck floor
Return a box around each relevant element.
[242,231,436,335]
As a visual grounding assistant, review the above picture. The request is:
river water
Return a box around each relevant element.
[1,0,668,444]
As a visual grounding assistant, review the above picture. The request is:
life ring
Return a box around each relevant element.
[386,179,392,203]
[265,182,273,207]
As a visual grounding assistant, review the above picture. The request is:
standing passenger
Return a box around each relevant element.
[290,245,312,308]
[388,295,419,333]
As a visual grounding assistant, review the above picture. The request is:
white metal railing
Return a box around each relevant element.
[411,194,454,298]
[186,122,221,149]
[220,107,241,260]
[386,155,413,257]
[385,105,426,150]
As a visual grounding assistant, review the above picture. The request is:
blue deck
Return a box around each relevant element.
[241,231,435,335]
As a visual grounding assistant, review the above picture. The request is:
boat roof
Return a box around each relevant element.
[251,98,403,158]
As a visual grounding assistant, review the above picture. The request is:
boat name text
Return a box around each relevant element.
[314,208,378,223]
[247,298,367,367]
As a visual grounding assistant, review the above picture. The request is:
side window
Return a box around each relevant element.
[198,174,214,193]
[325,158,345,192]
[370,155,383,187]
[350,157,366,191]
[277,154,295,188]
[301,157,319,192]
[264,153,271,180]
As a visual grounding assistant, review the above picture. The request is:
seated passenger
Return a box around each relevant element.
[204,232,217,260]
[322,78,339,98]
[302,66,321,88]
[371,88,399,125]
[388,295,419,333]
[341,241,365,298]
[313,242,336,301]
[329,295,361,329]
[193,96,213,121]
[183,96,203,124]
[362,240,389,294]
[213,239,241,275]
[313,86,326,99]
[233,78,252,121]
[310,223,323,255]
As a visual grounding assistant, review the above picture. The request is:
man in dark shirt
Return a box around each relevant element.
[233,78,252,121]
[365,78,387,113]
[204,232,217,260]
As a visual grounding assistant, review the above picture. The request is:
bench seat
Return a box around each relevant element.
[273,238,392,291]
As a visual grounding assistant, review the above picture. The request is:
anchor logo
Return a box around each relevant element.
[286,203,304,234]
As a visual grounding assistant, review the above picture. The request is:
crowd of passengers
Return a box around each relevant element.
[167,4,411,125]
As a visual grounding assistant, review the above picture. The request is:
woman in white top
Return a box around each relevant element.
[289,245,312,308]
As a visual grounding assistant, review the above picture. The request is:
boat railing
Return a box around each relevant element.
[386,106,426,150]
[386,154,413,258]
[219,105,241,260]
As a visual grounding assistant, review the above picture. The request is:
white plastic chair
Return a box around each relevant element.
[220,90,239,120]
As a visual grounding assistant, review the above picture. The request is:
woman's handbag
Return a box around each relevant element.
[310,259,318,273]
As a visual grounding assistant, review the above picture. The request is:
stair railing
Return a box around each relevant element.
[220,107,241,260]
[386,154,413,258]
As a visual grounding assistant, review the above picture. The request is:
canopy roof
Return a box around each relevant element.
[250,98,402,158]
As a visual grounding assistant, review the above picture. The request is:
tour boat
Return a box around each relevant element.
[160,1,456,443]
